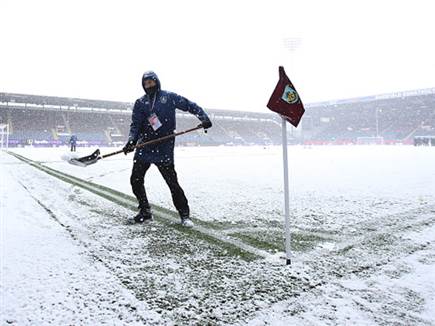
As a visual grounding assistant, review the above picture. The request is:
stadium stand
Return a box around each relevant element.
[0,93,282,147]
[1,88,434,147]
[301,88,435,145]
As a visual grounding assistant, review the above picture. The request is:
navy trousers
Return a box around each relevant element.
[130,160,189,217]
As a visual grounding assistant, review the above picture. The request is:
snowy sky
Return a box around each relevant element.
[1,0,435,112]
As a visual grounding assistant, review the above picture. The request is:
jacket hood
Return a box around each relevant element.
[142,71,161,92]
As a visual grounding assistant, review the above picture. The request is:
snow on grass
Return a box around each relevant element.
[1,152,311,324]
[3,145,435,325]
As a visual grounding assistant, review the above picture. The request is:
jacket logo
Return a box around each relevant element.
[160,95,168,104]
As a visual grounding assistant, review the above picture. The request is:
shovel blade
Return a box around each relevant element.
[68,149,101,167]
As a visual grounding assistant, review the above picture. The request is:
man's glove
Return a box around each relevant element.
[201,119,212,129]
[122,140,137,155]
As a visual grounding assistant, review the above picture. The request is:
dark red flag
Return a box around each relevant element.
[267,66,305,127]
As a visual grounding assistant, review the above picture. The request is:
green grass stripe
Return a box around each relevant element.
[8,151,270,261]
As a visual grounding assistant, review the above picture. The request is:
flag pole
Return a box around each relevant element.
[281,116,292,265]
[267,65,304,265]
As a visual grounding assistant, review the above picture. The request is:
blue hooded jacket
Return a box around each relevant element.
[128,71,211,164]
[70,135,77,145]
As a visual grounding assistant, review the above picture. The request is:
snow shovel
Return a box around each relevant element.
[68,125,204,167]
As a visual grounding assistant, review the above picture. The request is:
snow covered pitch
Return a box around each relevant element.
[1,145,435,325]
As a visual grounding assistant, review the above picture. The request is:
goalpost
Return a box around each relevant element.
[0,124,10,151]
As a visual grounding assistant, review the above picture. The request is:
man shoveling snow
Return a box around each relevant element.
[123,71,212,227]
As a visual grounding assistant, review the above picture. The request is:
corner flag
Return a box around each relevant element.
[267,66,305,127]
[267,66,305,265]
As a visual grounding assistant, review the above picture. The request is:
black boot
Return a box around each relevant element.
[133,207,153,223]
